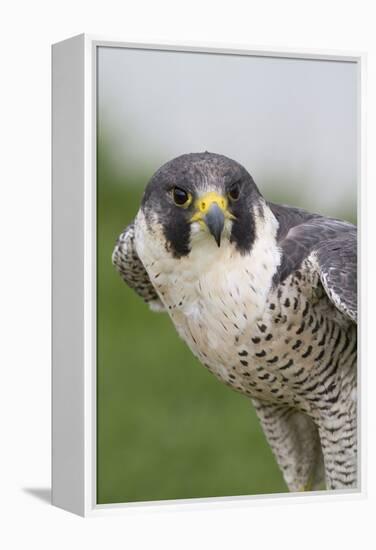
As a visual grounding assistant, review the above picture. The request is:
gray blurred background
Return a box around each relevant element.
[96,46,357,505]
[98,46,357,217]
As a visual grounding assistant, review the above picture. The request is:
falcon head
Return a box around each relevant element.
[140,152,263,258]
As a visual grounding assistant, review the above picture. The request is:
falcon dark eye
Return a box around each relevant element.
[228,181,241,201]
[172,186,192,207]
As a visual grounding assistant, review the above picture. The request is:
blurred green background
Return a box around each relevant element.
[96,47,357,504]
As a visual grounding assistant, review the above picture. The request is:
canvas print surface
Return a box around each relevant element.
[97,46,357,504]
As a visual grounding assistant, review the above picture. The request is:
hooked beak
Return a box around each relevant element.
[190,191,234,247]
[204,203,225,247]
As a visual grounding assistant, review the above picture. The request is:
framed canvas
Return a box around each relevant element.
[52,34,365,517]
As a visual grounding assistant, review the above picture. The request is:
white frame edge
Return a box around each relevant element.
[52,34,86,516]
[51,33,366,517]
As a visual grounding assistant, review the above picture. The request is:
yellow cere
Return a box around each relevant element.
[190,192,235,222]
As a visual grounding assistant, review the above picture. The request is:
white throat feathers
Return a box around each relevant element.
[135,200,281,366]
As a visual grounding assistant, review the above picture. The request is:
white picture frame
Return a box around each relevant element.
[52,34,365,517]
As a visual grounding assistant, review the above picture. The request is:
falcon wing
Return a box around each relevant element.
[311,232,357,323]
[112,223,165,312]
[270,202,357,324]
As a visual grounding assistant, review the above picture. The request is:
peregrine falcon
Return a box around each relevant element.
[112,152,357,492]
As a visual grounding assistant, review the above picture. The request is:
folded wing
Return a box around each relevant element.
[312,233,357,323]
[112,223,165,311]
[271,202,357,324]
